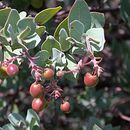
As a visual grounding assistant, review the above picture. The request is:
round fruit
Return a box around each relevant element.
[60,101,70,113]
[6,64,19,77]
[29,82,43,97]
[56,70,64,77]
[32,98,44,112]
[84,72,98,87]
[0,66,8,78]
[42,68,54,80]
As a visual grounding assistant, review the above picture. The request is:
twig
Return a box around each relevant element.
[117,110,130,122]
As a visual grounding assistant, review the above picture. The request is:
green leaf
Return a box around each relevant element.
[18,26,31,39]
[32,125,40,130]
[34,50,49,67]
[69,20,84,41]
[3,9,20,37]
[0,35,9,45]
[86,28,105,52]
[72,46,85,56]
[35,6,62,25]
[66,54,77,70]
[0,8,11,30]
[68,0,91,31]
[91,12,105,28]
[3,50,11,60]
[54,17,69,40]
[8,113,26,128]
[7,24,17,45]
[52,48,63,61]
[36,26,46,37]
[26,109,40,127]
[41,35,61,56]
[2,124,16,130]
[52,48,66,67]
[93,124,102,130]
[17,33,41,49]
[17,17,36,36]
[59,28,71,51]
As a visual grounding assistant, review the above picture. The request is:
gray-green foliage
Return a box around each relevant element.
[0,109,40,130]
[0,0,106,128]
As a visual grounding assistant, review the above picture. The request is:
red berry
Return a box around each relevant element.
[32,98,44,112]
[29,82,43,97]
[60,101,70,113]
[56,70,64,77]
[6,64,19,77]
[42,68,54,79]
[84,72,98,87]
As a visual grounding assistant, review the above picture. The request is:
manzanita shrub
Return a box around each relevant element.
[0,0,114,129]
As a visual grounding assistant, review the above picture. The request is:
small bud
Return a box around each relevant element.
[56,70,64,77]
[54,90,61,99]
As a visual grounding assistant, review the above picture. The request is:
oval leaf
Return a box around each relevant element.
[86,28,105,52]
[36,26,46,37]
[0,8,11,30]
[69,20,84,41]
[8,113,26,128]
[26,109,40,126]
[0,35,9,45]
[17,17,36,36]
[2,124,16,130]
[3,9,20,37]
[59,28,71,51]
[68,0,91,31]
[34,50,49,67]
[52,48,66,66]
[41,35,61,56]
[35,6,62,25]
[91,12,105,28]
[54,17,69,40]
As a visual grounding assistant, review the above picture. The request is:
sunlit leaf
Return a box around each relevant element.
[35,6,62,25]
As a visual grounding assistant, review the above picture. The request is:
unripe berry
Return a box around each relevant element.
[6,64,19,77]
[0,66,8,78]
[60,101,70,113]
[42,68,54,80]
[56,70,64,77]
[84,72,98,87]
[29,82,43,97]
[32,98,44,112]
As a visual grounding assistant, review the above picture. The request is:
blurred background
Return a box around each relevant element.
[0,0,130,130]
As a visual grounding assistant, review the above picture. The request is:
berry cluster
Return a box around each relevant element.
[29,68,70,113]
[0,48,101,114]
[30,82,44,112]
